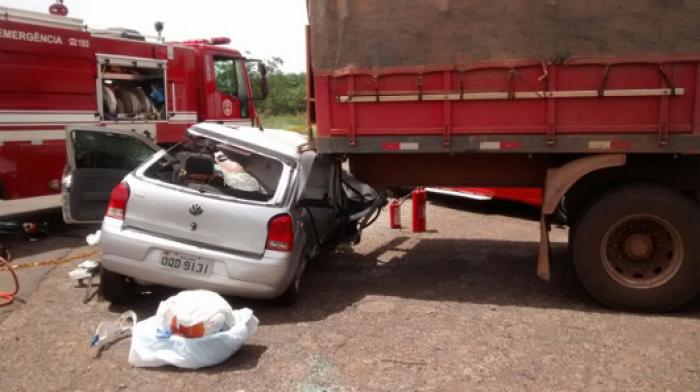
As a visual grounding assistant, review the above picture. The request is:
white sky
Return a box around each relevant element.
[2,0,309,72]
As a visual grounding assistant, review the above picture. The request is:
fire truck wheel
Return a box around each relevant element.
[99,267,137,304]
[572,184,700,312]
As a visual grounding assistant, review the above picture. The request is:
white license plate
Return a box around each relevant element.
[160,251,213,276]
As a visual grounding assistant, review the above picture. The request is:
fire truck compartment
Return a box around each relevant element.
[97,55,168,122]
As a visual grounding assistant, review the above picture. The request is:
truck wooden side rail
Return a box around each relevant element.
[307,0,700,311]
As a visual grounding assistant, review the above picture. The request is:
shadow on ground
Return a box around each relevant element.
[0,209,98,260]
[111,237,700,328]
[427,193,542,222]
[138,344,268,374]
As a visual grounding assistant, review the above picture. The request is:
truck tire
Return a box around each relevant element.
[99,267,136,305]
[572,184,700,312]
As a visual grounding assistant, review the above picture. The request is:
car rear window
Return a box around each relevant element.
[144,140,285,202]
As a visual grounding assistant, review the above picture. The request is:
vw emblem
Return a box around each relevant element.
[189,204,203,216]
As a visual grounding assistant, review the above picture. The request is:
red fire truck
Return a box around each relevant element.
[0,5,266,200]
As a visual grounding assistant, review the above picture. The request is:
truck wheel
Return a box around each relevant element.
[99,267,136,305]
[572,185,700,312]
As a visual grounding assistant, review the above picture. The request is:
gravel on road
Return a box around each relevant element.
[0,197,698,391]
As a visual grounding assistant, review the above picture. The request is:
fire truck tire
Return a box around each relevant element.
[572,184,700,312]
[100,267,137,304]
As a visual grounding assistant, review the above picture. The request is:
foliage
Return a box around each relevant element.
[249,57,307,117]
[261,112,307,132]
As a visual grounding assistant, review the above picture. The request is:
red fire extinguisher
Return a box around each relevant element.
[389,200,402,229]
[412,187,427,232]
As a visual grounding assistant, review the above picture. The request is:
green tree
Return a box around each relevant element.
[248,57,306,116]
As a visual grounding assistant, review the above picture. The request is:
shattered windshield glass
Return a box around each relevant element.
[144,139,284,202]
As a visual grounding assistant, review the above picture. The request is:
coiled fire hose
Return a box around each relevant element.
[0,251,19,307]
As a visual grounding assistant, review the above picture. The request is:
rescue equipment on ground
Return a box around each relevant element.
[412,187,427,233]
[388,191,414,229]
[68,230,101,303]
[91,311,137,355]
[68,259,100,304]
[0,246,17,307]
[389,200,402,229]
[0,220,49,242]
[0,250,100,272]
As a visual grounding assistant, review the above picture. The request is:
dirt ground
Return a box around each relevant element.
[0,196,698,391]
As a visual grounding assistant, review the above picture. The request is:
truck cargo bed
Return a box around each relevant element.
[308,1,700,155]
[309,0,700,70]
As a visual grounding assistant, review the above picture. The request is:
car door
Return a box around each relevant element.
[62,125,159,223]
[298,157,379,251]
[298,156,342,248]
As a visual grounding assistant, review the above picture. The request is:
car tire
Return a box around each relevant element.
[276,252,309,305]
[99,267,136,305]
[572,184,700,312]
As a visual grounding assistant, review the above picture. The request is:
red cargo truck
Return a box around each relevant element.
[307,0,700,311]
[0,5,265,200]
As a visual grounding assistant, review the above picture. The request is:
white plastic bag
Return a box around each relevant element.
[90,311,137,350]
[86,230,101,246]
[156,290,237,338]
[128,290,258,369]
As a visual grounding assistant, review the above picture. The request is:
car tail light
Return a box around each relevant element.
[266,214,294,252]
[106,182,130,220]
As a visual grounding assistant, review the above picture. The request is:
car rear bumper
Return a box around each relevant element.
[99,217,297,299]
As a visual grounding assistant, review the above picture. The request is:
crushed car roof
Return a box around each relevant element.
[187,123,309,162]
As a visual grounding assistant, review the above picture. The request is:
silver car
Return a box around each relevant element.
[62,123,380,304]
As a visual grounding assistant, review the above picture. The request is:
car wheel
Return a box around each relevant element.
[276,252,309,305]
[572,184,700,312]
[99,267,136,304]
